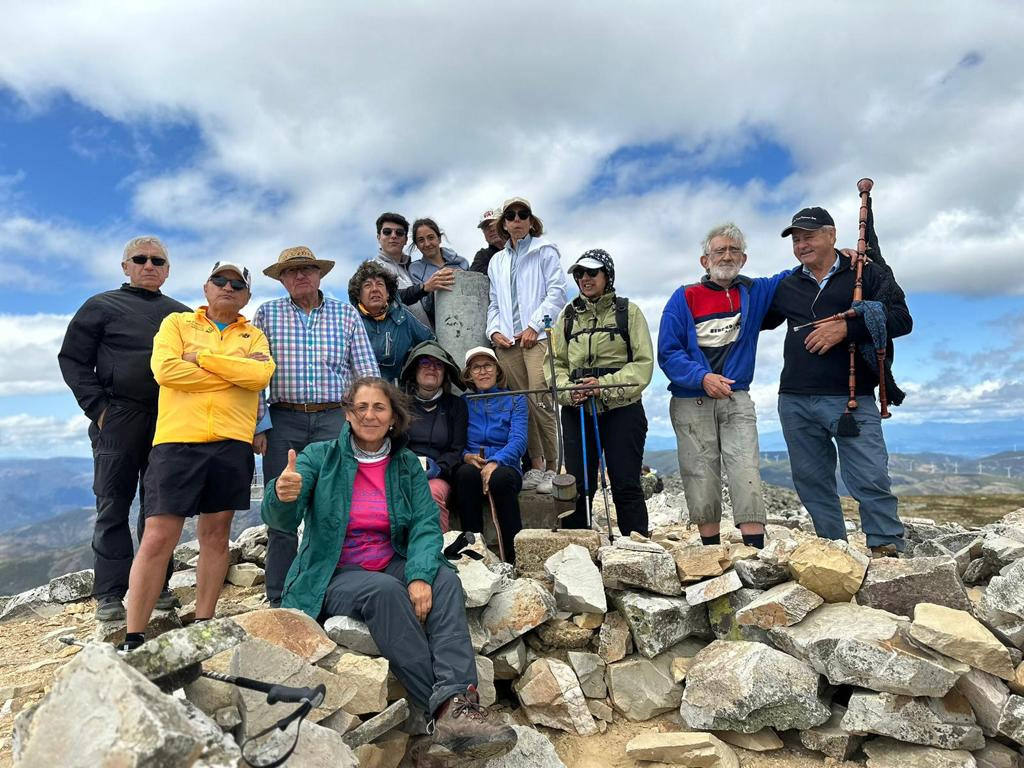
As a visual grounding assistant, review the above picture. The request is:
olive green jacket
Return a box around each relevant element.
[547,291,653,410]
[261,423,447,619]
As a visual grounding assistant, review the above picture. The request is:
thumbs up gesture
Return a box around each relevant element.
[275,449,302,503]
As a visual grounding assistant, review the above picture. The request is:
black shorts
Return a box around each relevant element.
[143,440,254,518]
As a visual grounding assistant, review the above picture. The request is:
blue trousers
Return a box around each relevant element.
[778,394,904,550]
[322,556,476,716]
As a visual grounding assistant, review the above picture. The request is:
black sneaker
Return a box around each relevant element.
[155,590,181,611]
[95,596,126,621]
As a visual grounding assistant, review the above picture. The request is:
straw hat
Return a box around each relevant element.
[263,246,335,280]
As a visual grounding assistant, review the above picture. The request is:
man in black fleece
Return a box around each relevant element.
[58,236,191,620]
[469,206,507,274]
[762,207,912,557]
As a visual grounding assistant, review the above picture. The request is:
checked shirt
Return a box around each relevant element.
[253,295,379,424]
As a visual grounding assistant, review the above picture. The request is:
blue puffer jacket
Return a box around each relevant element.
[463,386,528,473]
[357,301,434,382]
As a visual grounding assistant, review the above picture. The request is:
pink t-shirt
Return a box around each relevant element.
[338,457,395,571]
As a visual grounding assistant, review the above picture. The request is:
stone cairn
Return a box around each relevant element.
[7,495,1024,768]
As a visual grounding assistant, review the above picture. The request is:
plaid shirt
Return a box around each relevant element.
[253,295,379,425]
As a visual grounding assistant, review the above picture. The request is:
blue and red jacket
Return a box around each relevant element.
[658,271,789,398]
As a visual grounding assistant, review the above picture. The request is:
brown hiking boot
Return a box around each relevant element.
[870,544,903,559]
[419,686,517,766]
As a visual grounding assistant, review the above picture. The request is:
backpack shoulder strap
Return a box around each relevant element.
[615,296,633,363]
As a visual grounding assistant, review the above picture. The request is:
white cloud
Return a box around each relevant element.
[0,413,90,456]
[0,313,72,395]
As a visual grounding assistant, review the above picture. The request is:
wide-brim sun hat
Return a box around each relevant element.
[263,246,336,280]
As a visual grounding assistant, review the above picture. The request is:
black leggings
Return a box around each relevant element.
[453,463,523,563]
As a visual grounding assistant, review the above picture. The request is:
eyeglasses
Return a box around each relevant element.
[130,255,167,266]
[418,357,444,370]
[469,362,496,374]
[709,246,744,257]
[503,209,531,222]
[380,227,406,238]
[210,275,247,291]
[282,264,319,276]
[574,267,602,278]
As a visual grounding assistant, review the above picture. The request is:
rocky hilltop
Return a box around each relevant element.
[4,490,1024,767]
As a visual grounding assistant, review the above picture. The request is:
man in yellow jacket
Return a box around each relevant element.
[122,261,275,648]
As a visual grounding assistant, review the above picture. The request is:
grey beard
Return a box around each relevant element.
[709,264,741,283]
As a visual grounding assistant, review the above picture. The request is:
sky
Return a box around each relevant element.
[1,1,1023,458]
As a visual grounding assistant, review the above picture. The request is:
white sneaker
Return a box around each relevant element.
[522,469,546,490]
[536,470,557,494]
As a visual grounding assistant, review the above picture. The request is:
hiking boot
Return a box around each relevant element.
[95,596,126,621]
[535,470,556,495]
[155,590,181,611]
[521,468,545,490]
[870,544,903,559]
[426,686,517,765]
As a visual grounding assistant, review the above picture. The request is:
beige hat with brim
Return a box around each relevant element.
[263,246,335,280]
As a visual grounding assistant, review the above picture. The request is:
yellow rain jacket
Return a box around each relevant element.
[151,307,275,446]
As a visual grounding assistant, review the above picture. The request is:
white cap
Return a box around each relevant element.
[464,346,498,366]
[208,261,252,290]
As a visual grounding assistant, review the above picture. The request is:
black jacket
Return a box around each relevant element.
[406,391,468,479]
[762,252,912,400]
[469,245,501,275]
[58,284,191,420]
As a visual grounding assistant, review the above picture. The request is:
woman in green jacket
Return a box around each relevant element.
[548,249,654,536]
[262,377,515,764]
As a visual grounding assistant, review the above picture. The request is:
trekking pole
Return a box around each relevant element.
[480,447,507,562]
[588,396,616,542]
[578,401,592,529]
[542,314,565,473]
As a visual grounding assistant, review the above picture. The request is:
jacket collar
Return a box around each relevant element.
[336,421,408,456]
[121,283,164,298]
[699,274,753,291]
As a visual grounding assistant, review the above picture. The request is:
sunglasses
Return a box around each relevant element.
[503,209,531,222]
[574,267,602,278]
[130,255,167,266]
[380,227,406,238]
[210,275,247,291]
[418,357,445,370]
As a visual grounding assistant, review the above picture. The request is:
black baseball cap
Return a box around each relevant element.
[780,207,835,237]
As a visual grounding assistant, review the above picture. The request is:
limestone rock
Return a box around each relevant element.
[982,560,1024,624]
[233,608,336,663]
[735,581,823,629]
[125,618,247,687]
[596,610,632,663]
[606,656,680,721]
[13,643,241,767]
[861,736,976,768]
[246,719,358,767]
[955,668,1010,737]
[324,615,381,656]
[514,658,597,735]
[707,588,769,643]
[318,707,361,737]
[768,602,968,697]
[566,651,606,699]
[484,725,567,768]
[841,689,985,750]
[456,557,503,608]
[225,563,265,587]
[679,639,830,732]
[599,544,682,596]
[975,740,1023,768]
[331,654,389,715]
[624,731,738,767]
[47,570,94,603]
[514,528,602,580]
[352,732,408,768]
[609,590,710,658]
[910,603,1014,680]
[997,693,1024,744]
[544,544,607,614]
[799,704,864,760]
[788,538,868,603]
[231,637,356,736]
[685,570,742,606]
[342,698,410,749]
[0,585,62,623]
[572,612,603,629]
[733,558,790,590]
[758,536,799,567]
[169,567,197,590]
[533,618,593,649]
[476,655,496,707]
[713,728,783,752]
[859,555,971,618]
[480,579,556,653]
[94,610,183,645]
[491,637,528,680]
[671,544,731,582]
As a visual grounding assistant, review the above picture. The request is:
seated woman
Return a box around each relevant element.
[400,340,467,533]
[349,260,434,382]
[261,377,515,764]
[455,347,528,563]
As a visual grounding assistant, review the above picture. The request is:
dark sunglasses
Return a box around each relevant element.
[573,267,602,278]
[130,255,167,266]
[210,275,247,291]
[503,209,531,222]
[380,227,406,238]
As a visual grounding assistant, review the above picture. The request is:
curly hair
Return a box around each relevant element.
[348,260,399,306]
